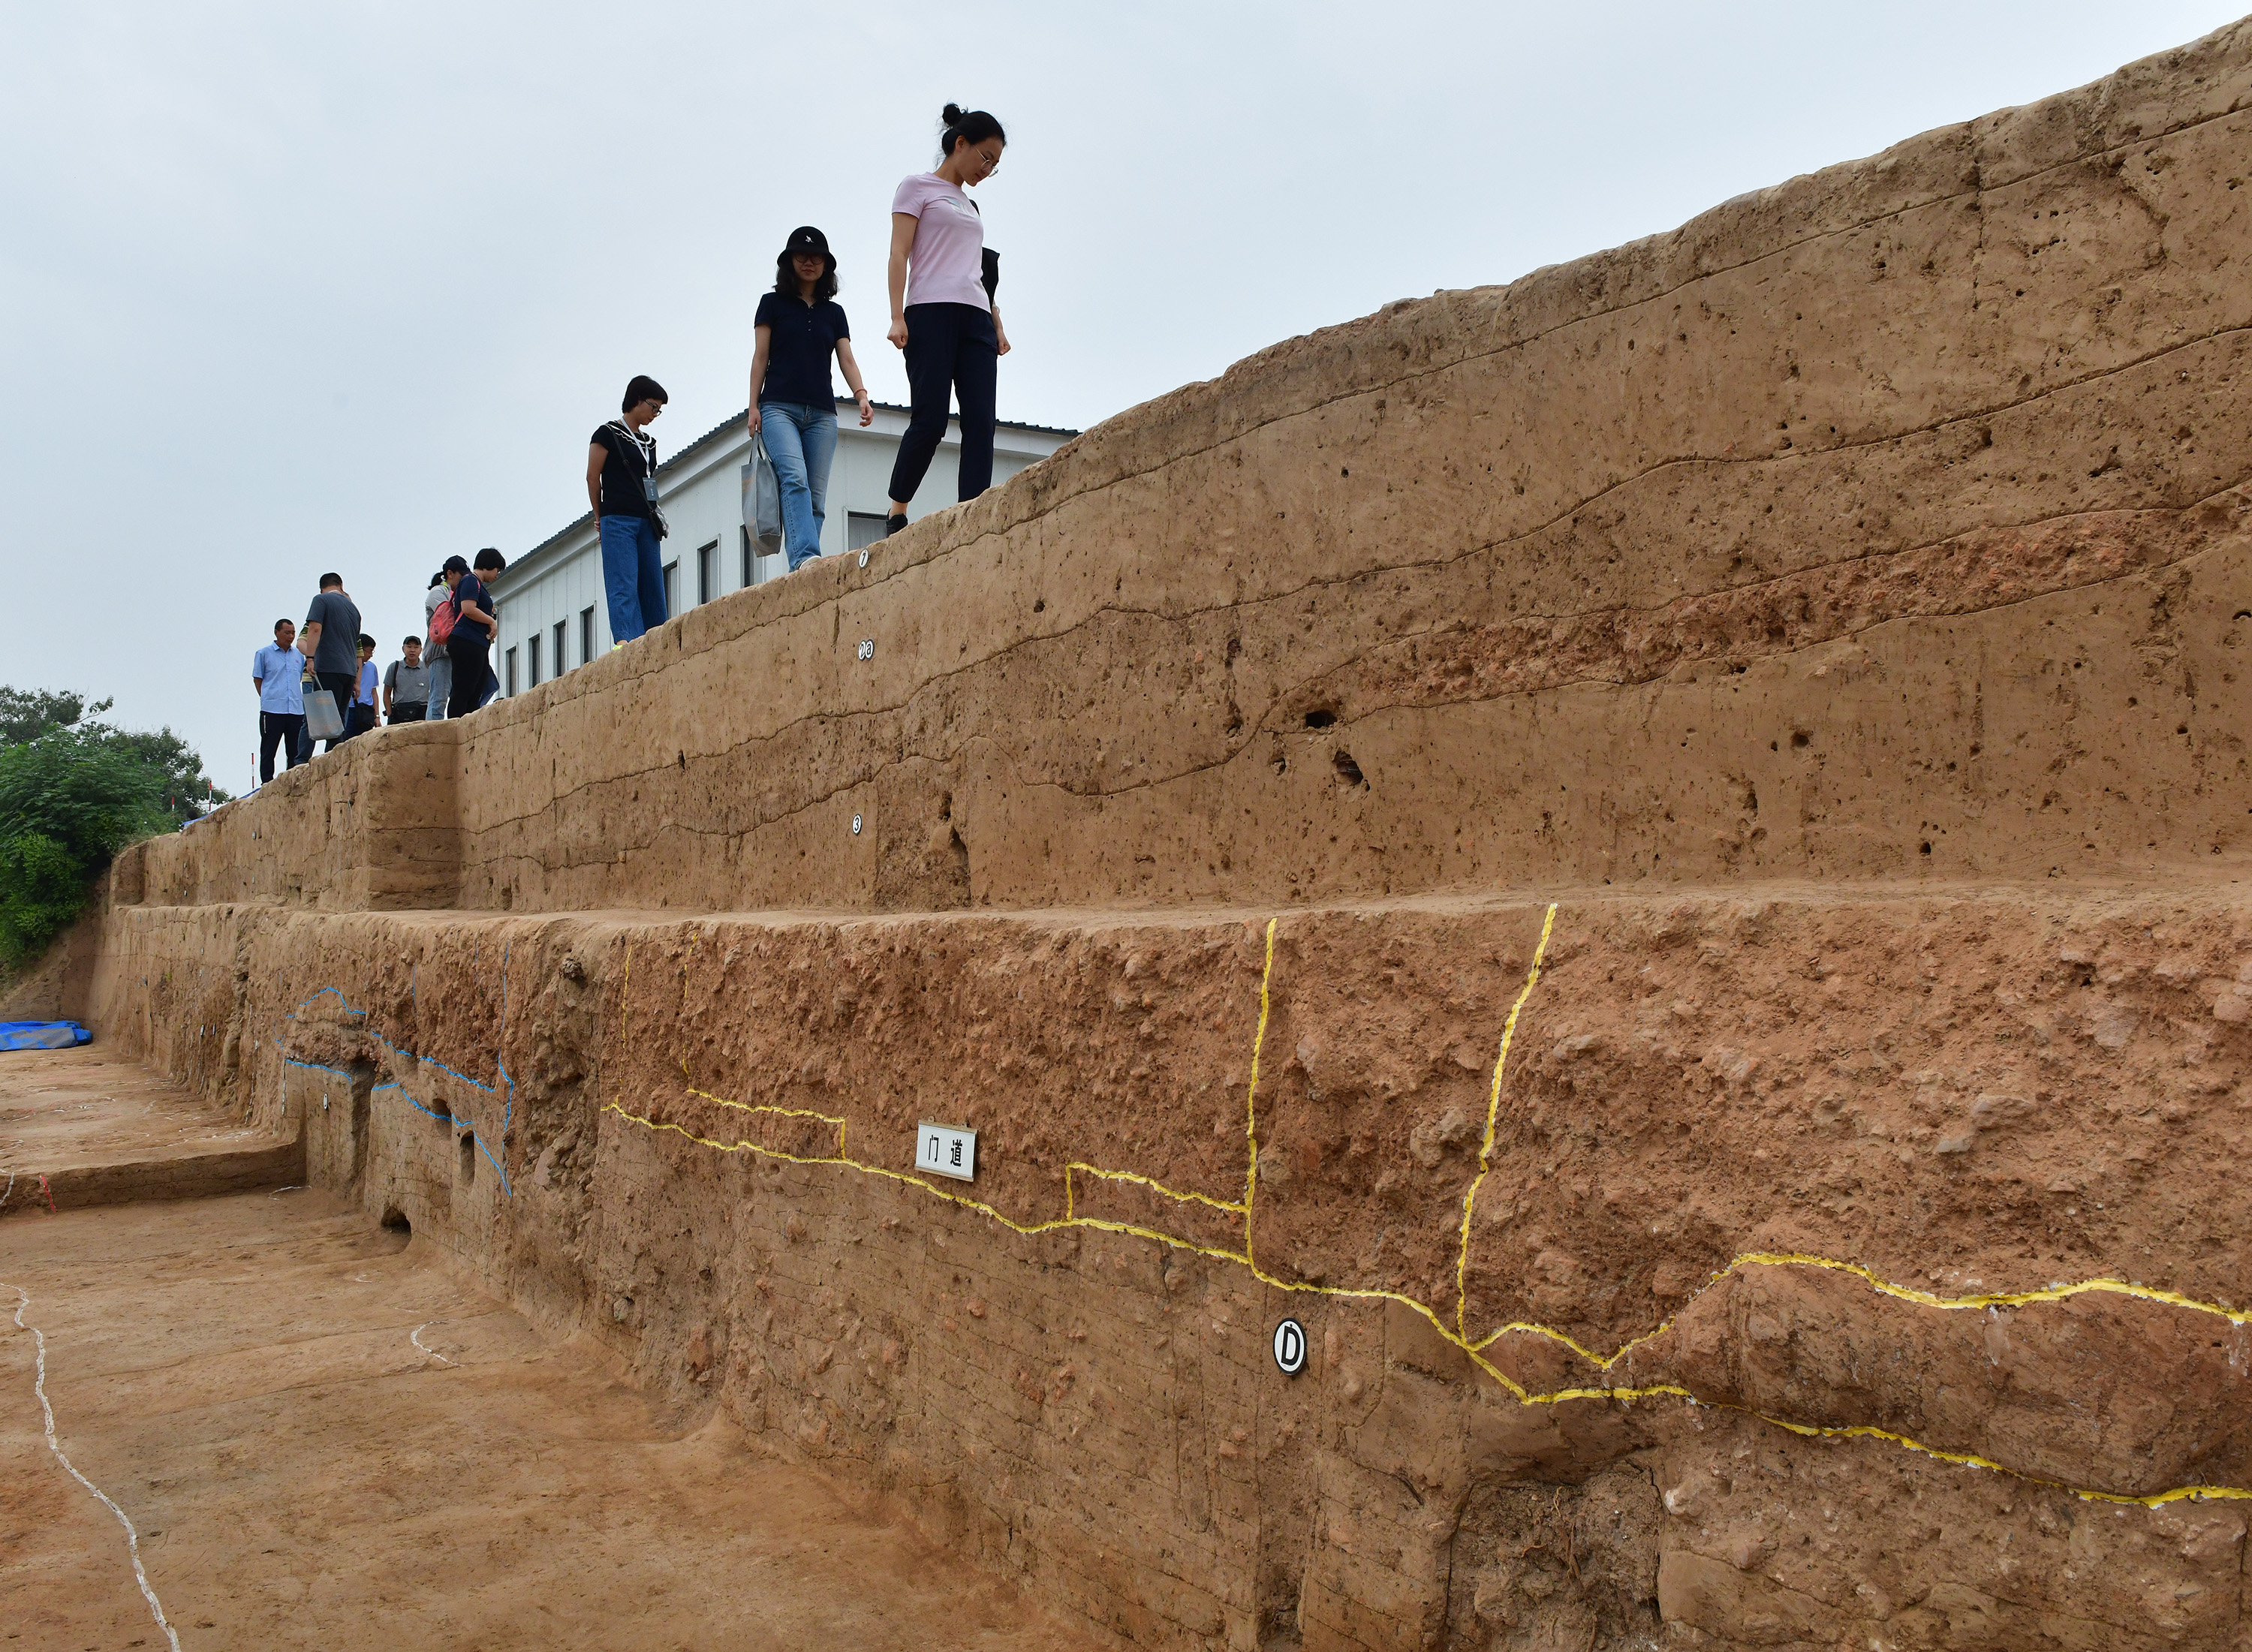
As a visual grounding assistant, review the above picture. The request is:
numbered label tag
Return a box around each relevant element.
[857,549,870,568]
[1272,1316,1308,1378]
[857,638,875,660]
[917,1121,977,1182]
[851,814,863,836]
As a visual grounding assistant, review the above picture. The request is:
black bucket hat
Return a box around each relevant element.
[784,225,830,259]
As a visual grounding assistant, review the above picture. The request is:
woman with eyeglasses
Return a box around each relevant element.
[880,103,1010,537]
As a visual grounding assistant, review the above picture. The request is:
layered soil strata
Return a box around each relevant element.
[56,18,2252,1651]
[69,882,2252,1648]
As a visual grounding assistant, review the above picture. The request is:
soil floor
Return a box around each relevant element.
[0,1052,1090,1651]
[0,1049,254,1180]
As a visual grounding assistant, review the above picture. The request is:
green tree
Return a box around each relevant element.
[101,724,225,827]
[0,686,104,745]
[0,728,173,966]
[0,686,230,967]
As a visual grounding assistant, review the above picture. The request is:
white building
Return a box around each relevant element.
[489,403,1074,695]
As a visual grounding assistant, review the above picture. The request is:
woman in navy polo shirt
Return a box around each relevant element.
[748,227,874,570]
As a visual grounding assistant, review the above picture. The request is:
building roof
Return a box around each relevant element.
[514,402,1078,568]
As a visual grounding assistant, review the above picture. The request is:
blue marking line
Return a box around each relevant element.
[370,1081,511,1193]
[278,985,512,1197]
[370,1032,494,1094]
[286,986,350,1021]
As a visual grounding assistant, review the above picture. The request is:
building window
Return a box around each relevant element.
[580,606,595,664]
[504,648,517,696]
[553,620,568,676]
[697,538,718,605]
[848,512,890,552]
[740,525,755,587]
[663,561,679,618]
[527,633,541,686]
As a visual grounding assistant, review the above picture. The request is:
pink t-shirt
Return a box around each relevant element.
[891,172,989,311]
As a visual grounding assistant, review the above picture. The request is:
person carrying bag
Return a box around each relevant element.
[438,549,507,718]
[748,224,873,571]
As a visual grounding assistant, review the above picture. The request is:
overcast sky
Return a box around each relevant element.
[2,2,2240,795]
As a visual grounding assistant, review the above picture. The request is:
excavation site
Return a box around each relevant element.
[8,20,2252,1649]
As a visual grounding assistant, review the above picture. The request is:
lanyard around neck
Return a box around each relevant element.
[610,421,652,468]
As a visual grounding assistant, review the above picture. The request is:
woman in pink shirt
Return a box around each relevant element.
[881,103,1010,535]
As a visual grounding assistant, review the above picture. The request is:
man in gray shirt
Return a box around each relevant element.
[298,573,363,754]
[384,636,432,723]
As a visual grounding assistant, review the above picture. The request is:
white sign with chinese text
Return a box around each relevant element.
[917,1121,977,1182]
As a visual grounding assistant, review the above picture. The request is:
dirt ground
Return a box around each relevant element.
[0,1049,255,1180]
[0,1054,1088,1652]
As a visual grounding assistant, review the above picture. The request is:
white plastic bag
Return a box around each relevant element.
[744,444,783,551]
[303,687,345,742]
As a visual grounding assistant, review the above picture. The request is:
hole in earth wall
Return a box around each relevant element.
[348,1064,374,1187]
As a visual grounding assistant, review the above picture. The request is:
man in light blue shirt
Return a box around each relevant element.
[252,618,309,783]
[345,633,380,741]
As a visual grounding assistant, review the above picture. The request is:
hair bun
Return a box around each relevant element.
[941,102,965,125]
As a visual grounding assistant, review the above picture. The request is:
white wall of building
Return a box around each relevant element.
[489,405,1072,695]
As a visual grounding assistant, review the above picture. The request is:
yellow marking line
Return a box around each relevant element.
[1066,1163,1246,1221]
[683,1061,850,1151]
[606,913,2252,1509]
[1471,1252,2252,1369]
[603,1102,1253,1268]
[1241,917,1278,1240]
[1454,904,1558,1341]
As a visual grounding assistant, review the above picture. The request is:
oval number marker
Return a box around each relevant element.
[851,814,863,836]
[1272,1316,1308,1378]
[857,638,875,660]
[857,549,870,568]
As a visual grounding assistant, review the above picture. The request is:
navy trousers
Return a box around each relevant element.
[887,302,998,506]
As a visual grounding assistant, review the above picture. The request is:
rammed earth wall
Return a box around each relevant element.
[137,21,2252,919]
[86,21,2252,1650]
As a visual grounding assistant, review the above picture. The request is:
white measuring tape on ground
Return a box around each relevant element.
[411,1321,456,1368]
[5,1285,181,1650]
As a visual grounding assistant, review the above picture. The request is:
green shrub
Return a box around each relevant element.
[0,700,216,967]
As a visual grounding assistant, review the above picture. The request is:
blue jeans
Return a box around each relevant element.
[760,402,838,570]
[601,513,667,642]
[426,653,451,718]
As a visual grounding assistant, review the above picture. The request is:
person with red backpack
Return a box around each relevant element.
[437,549,506,718]
[422,571,453,720]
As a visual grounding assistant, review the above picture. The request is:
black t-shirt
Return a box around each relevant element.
[592,423,657,519]
[453,573,496,643]
[754,293,849,412]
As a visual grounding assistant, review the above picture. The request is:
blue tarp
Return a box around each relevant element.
[0,1021,92,1052]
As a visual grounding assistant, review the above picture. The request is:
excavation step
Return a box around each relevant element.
[0,1047,304,1215]
[0,1186,1090,1650]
